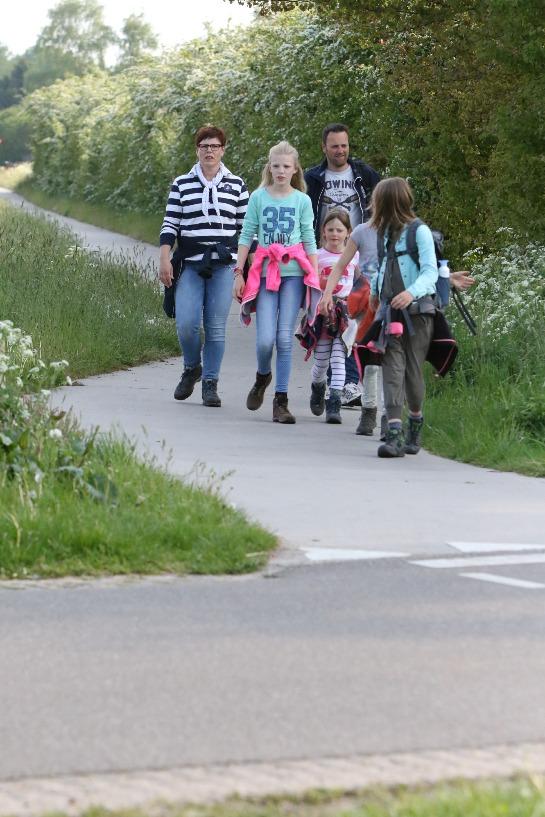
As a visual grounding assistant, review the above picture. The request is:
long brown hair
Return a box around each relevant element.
[260,141,306,192]
[369,177,416,240]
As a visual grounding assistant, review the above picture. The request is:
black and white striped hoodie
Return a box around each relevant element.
[159,166,249,261]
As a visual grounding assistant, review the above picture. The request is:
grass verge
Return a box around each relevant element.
[31,777,545,816]
[0,201,178,378]
[425,317,545,478]
[0,435,276,579]
[1,187,277,578]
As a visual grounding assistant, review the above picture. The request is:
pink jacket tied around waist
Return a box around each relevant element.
[240,242,322,327]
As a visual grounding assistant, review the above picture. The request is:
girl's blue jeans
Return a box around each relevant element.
[174,262,233,381]
[255,275,304,393]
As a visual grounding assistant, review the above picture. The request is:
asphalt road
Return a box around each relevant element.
[2,555,545,780]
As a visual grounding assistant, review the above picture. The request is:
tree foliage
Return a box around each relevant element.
[0,2,160,107]
[0,45,13,80]
[116,14,159,67]
[0,105,30,162]
[0,58,26,109]
[37,0,116,69]
[21,5,545,256]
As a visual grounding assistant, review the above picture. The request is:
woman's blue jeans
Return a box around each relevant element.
[255,275,304,393]
[174,262,233,381]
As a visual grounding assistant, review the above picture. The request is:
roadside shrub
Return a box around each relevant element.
[0,319,76,490]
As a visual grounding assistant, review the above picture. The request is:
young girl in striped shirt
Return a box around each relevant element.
[310,208,359,423]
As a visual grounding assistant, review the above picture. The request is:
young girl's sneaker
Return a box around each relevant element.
[341,381,362,408]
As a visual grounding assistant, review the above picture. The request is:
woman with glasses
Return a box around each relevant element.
[159,126,249,407]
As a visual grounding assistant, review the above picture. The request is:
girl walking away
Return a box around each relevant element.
[310,209,359,424]
[367,177,438,457]
[234,141,320,424]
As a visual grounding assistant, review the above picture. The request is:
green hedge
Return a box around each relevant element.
[17,8,545,261]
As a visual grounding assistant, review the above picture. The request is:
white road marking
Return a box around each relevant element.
[460,572,545,589]
[448,541,545,554]
[411,554,545,569]
[303,548,409,563]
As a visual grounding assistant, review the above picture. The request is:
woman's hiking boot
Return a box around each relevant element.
[202,379,221,407]
[273,392,296,424]
[377,425,405,458]
[325,388,342,424]
[246,371,272,410]
[404,416,424,454]
[174,364,202,400]
[356,406,377,436]
[310,381,326,416]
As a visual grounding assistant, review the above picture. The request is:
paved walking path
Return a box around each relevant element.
[2,187,542,562]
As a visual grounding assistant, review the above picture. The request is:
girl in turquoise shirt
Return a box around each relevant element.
[368,177,438,458]
[234,141,318,424]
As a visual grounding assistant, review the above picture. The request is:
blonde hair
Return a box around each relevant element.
[369,177,416,241]
[260,141,306,192]
[321,207,352,248]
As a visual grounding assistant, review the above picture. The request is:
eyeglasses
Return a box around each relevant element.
[198,143,223,152]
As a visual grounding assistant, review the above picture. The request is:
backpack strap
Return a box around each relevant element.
[404,218,423,268]
[377,219,423,270]
[377,231,386,270]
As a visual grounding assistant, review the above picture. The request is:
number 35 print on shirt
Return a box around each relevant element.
[262,206,296,246]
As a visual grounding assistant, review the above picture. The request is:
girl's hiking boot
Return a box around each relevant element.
[174,364,202,400]
[356,406,377,435]
[325,388,342,424]
[273,392,296,424]
[246,371,272,410]
[377,425,405,458]
[202,379,221,407]
[310,381,326,416]
[405,416,423,454]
